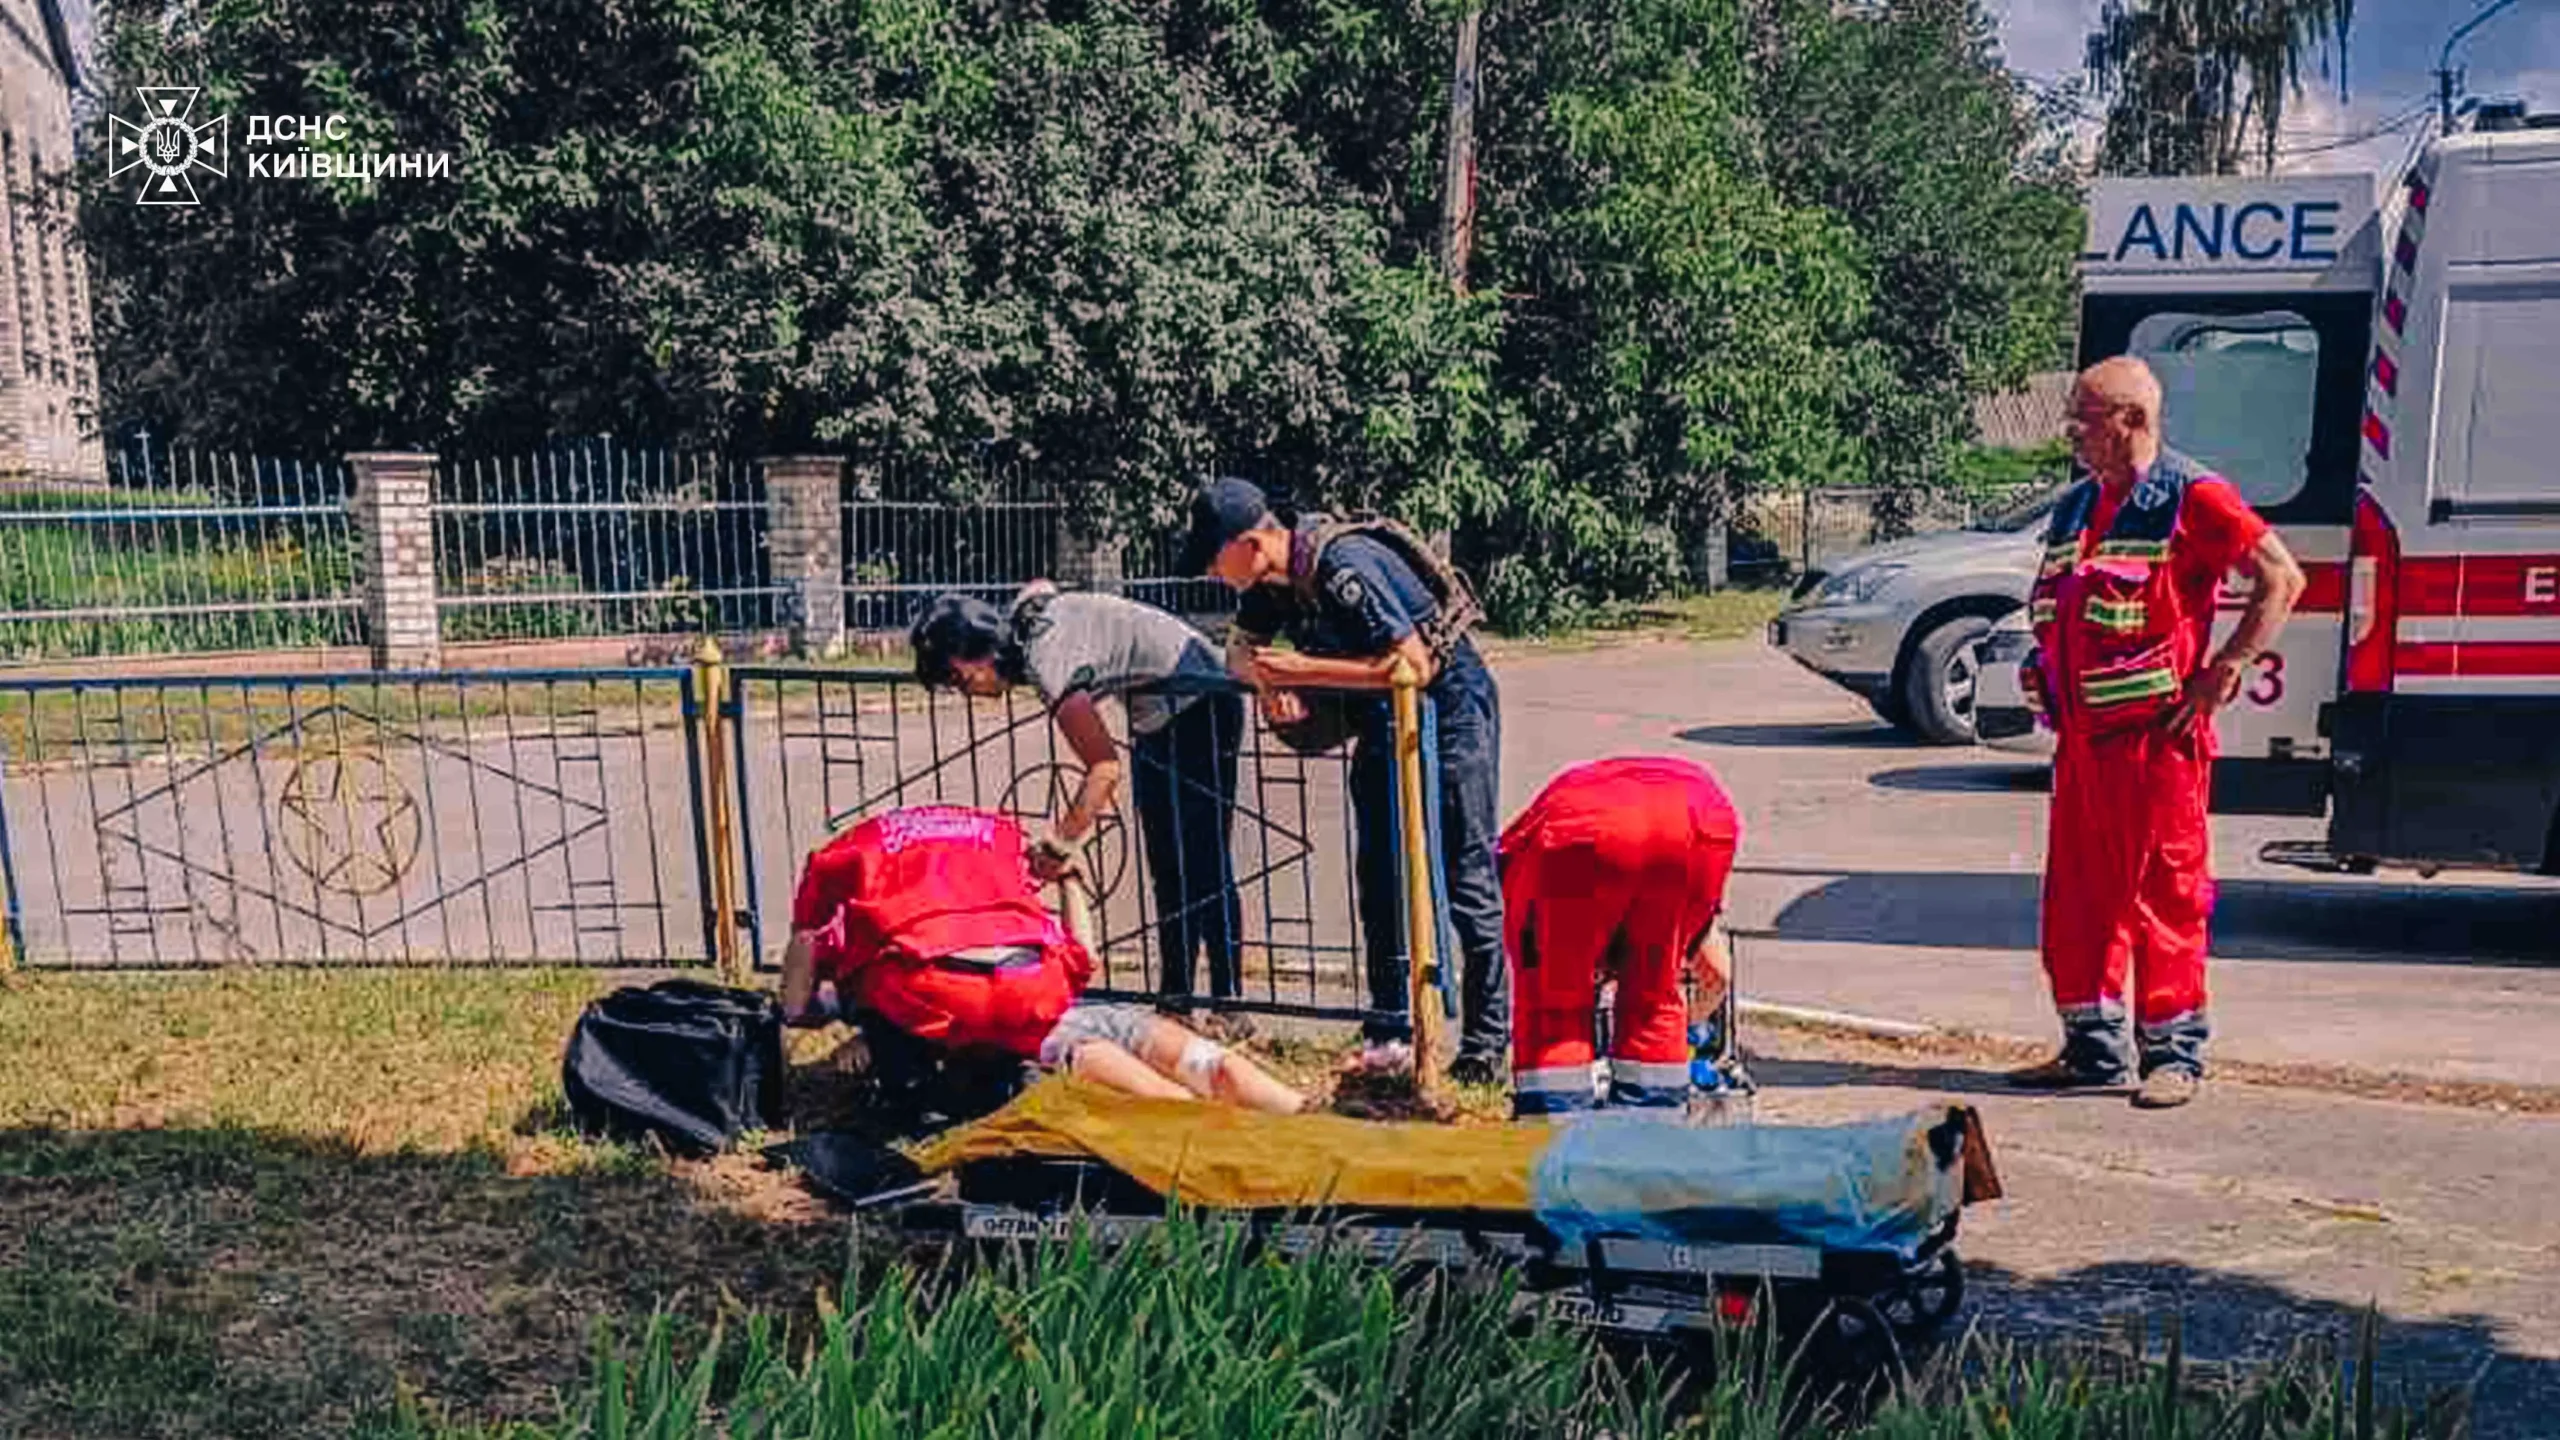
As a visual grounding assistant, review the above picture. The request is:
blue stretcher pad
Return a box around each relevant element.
[1530,1109,1971,1262]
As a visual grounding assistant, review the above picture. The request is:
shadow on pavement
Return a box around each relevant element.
[1868,763,2052,794]
[1744,867,2560,964]
[1676,722,1926,749]
[1745,1053,2060,1099]
[1959,1258,2548,1439]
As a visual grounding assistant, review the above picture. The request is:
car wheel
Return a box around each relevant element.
[1903,615,1992,746]
[1868,690,1914,731]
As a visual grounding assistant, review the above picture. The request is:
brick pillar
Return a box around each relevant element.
[1054,515,1125,594]
[347,453,442,670]
[763,455,846,656]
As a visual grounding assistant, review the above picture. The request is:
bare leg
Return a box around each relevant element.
[1130,1014,1304,1114]
[1065,1039,1195,1101]
[1210,1050,1306,1114]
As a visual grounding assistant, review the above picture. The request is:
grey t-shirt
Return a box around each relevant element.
[1013,590,1228,736]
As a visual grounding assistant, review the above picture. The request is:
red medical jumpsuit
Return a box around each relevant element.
[792,807,1093,1059]
[1500,756,1740,1118]
[2025,451,2265,1078]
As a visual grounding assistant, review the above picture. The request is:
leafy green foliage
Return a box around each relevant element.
[78,0,2078,629]
[2086,0,2355,176]
[392,1227,2475,1439]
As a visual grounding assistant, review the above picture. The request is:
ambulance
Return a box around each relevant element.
[2327,110,2560,876]
[1980,108,2560,876]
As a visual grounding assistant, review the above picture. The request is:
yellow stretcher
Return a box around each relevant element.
[791,1077,2002,1370]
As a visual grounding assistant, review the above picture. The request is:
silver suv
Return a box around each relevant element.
[1766,486,2065,744]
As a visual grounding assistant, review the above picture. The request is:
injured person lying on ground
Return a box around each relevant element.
[776,804,1303,1116]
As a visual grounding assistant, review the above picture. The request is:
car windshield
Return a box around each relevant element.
[1968,479,2073,533]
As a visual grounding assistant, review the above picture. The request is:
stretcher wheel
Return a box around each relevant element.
[1876,1249,1965,1338]
[1809,1294,1903,1388]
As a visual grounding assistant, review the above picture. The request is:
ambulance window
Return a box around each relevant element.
[2435,286,2560,504]
[2126,311,2319,509]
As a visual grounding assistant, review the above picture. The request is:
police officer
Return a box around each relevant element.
[1180,477,1507,1083]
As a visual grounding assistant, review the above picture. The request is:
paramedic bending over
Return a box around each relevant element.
[910,584,1248,1021]
[777,805,1301,1113]
[1501,756,1739,1120]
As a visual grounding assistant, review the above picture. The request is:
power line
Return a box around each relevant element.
[2272,98,2433,158]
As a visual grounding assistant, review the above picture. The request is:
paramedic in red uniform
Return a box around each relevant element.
[1501,756,1740,1119]
[2014,356,2303,1110]
[777,806,1302,1112]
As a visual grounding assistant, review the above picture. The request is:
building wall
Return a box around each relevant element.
[0,0,104,486]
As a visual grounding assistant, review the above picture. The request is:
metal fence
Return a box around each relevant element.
[0,445,361,661]
[1741,484,2052,580]
[435,443,781,643]
[725,667,1380,1021]
[0,659,1436,1034]
[838,460,1230,630]
[840,459,1064,632]
[0,668,712,966]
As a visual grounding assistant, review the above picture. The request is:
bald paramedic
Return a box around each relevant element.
[1501,756,1739,1119]
[2013,357,2302,1109]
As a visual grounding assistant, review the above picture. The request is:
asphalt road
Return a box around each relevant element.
[1489,636,2560,1090]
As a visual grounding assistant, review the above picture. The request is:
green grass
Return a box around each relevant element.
[0,969,855,1437]
[391,1234,2467,1440]
[1482,587,1790,656]
[0,516,360,660]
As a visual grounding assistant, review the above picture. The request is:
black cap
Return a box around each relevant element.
[1177,477,1273,576]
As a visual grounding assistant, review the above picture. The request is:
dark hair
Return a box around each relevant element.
[909,593,1020,687]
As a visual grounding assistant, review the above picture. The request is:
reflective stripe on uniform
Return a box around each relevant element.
[1607,1057,1691,1109]
[2082,666,2179,707]
[1513,1064,1599,1111]
[2084,597,2146,631]
[2092,538,2169,561]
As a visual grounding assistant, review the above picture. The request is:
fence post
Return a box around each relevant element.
[347,452,443,671]
[693,636,745,982]
[1054,515,1126,595]
[762,455,846,657]
[1389,658,1443,1091]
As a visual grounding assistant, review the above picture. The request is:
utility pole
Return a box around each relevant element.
[1438,6,1483,297]
[2438,0,2522,129]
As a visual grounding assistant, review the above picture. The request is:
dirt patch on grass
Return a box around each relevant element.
[1745,1009,2560,1116]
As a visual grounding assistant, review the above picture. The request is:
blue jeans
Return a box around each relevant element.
[1130,691,1245,1004]
[1349,658,1509,1059]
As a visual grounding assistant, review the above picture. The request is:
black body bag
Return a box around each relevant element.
[562,979,785,1156]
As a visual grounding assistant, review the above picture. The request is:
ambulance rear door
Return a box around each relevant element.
[2077,174,2381,816]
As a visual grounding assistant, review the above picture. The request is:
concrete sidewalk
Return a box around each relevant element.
[1746,1023,2560,1437]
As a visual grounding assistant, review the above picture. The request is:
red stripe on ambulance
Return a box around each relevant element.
[2394,556,2560,617]
[2394,641,2560,678]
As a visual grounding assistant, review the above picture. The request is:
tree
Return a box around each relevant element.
[2084,0,2355,176]
[1748,0,2081,527]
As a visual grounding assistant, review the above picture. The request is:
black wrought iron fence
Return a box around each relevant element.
[0,668,712,967]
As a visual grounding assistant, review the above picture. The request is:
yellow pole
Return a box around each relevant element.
[1057,863,1098,954]
[1389,659,1443,1090]
[694,636,743,984]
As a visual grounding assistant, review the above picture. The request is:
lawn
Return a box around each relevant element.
[0,968,851,1438]
[0,969,2469,1439]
